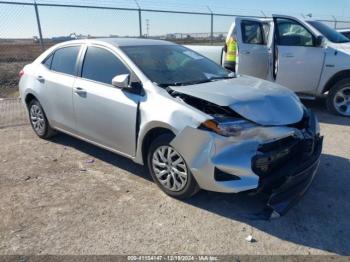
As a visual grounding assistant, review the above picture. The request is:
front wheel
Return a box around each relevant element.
[147,133,199,199]
[327,78,350,116]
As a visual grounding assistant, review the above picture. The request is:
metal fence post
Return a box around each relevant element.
[332,16,338,29]
[34,1,44,50]
[138,9,142,37]
[134,0,142,37]
[210,13,214,45]
[207,6,213,45]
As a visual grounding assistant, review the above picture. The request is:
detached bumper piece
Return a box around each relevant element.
[252,134,323,219]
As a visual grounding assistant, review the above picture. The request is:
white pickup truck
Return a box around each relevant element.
[187,15,350,116]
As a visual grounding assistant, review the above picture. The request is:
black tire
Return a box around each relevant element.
[147,133,199,199]
[326,77,350,116]
[28,99,57,139]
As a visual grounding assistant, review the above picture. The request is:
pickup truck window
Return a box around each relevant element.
[121,45,233,87]
[241,20,264,45]
[307,21,350,43]
[276,18,314,47]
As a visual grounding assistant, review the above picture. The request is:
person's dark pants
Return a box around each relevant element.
[224,61,236,72]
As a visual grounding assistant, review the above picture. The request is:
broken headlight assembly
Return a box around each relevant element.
[200,117,257,137]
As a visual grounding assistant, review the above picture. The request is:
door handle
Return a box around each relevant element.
[74,87,87,96]
[283,53,294,58]
[36,75,45,83]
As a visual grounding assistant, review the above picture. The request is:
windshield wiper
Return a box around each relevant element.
[160,75,235,87]
[209,75,236,80]
[157,74,235,88]
[157,82,184,88]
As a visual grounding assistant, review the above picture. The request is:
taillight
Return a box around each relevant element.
[19,69,24,78]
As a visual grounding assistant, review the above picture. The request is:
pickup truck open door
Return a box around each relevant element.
[271,14,325,94]
[233,17,270,79]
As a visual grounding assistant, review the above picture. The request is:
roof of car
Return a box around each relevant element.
[62,37,175,47]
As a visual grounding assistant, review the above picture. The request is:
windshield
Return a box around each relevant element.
[121,44,234,87]
[307,21,350,43]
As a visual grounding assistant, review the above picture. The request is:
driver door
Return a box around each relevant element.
[73,45,140,157]
[234,17,270,79]
[272,15,326,93]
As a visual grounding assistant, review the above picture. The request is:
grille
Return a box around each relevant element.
[252,136,301,177]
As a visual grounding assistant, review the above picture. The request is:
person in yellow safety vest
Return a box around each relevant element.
[224,35,237,72]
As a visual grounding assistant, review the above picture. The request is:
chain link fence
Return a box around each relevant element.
[0,98,28,128]
[0,1,350,126]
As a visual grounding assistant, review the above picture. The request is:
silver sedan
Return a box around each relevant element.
[19,38,323,218]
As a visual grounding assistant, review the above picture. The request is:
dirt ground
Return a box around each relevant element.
[0,99,349,255]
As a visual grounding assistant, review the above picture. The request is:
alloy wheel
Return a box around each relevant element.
[152,145,188,192]
[333,86,350,116]
[30,104,46,135]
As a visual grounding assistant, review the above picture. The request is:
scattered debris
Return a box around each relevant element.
[3,159,7,163]
[78,162,87,172]
[245,235,256,243]
[24,176,31,181]
[52,158,58,162]
[85,159,95,164]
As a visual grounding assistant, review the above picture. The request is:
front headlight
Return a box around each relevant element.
[200,118,257,137]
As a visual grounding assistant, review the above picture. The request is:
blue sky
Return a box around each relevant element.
[1,0,350,38]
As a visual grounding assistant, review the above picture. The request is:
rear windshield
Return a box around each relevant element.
[307,21,350,43]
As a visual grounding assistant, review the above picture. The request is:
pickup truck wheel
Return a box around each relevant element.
[28,99,57,139]
[327,78,350,116]
[147,133,200,199]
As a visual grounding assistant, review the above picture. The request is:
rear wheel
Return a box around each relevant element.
[28,99,57,138]
[327,78,350,116]
[147,133,199,199]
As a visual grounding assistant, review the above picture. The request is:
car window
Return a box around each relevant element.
[241,20,264,45]
[51,46,80,75]
[262,23,270,43]
[276,18,314,46]
[42,54,53,69]
[121,45,232,87]
[307,21,349,43]
[82,46,129,85]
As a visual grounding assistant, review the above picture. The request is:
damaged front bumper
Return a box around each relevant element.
[254,134,323,218]
[171,110,323,217]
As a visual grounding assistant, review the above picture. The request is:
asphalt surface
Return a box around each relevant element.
[0,99,349,255]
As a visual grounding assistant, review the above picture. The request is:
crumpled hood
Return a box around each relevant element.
[171,76,304,126]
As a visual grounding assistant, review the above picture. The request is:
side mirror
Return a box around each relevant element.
[315,35,325,47]
[112,74,130,89]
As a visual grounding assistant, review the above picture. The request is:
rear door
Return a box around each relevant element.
[73,45,140,157]
[234,18,270,79]
[42,45,81,132]
[272,15,325,93]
